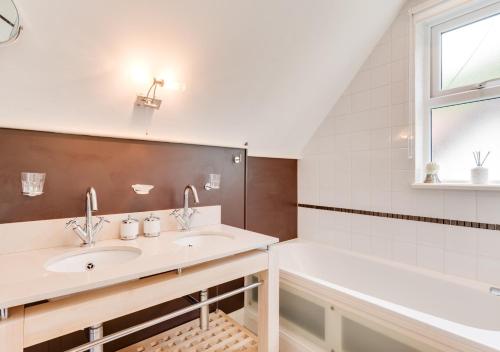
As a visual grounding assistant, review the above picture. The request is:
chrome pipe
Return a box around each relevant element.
[0,308,8,320]
[185,294,199,305]
[200,289,209,330]
[64,282,262,352]
[183,185,199,215]
[85,187,98,244]
[88,324,103,352]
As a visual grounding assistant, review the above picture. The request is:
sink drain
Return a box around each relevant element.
[85,262,95,271]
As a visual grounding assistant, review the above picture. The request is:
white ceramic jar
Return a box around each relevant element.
[144,213,161,237]
[120,215,139,240]
[471,166,488,184]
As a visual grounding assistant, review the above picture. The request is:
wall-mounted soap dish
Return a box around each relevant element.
[132,184,154,195]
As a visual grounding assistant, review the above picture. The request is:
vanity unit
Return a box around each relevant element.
[0,224,279,351]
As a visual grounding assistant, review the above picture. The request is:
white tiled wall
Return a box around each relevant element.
[298,0,500,286]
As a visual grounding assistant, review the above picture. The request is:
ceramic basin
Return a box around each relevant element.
[45,246,142,273]
[173,233,234,247]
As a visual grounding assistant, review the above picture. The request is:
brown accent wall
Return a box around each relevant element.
[0,129,245,226]
[0,129,297,351]
[246,157,297,241]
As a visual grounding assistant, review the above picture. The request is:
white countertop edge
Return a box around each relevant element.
[0,224,278,309]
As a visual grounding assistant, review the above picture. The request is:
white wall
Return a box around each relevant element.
[0,0,404,159]
[298,0,500,287]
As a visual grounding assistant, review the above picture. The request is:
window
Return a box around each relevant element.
[431,2,500,97]
[440,13,500,91]
[413,0,500,184]
[432,97,500,181]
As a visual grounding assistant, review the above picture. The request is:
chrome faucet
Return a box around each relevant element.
[66,187,109,246]
[170,185,200,230]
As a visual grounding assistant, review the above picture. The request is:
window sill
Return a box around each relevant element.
[412,183,500,191]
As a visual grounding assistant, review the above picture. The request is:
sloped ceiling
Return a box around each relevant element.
[0,0,404,158]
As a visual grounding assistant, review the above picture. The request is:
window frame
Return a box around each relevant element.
[412,0,500,185]
[430,1,500,100]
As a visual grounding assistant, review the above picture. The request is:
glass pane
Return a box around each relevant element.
[342,317,420,352]
[431,97,500,181]
[279,288,325,339]
[441,12,500,90]
[0,21,12,40]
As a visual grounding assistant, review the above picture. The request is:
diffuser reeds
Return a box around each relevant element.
[473,151,490,167]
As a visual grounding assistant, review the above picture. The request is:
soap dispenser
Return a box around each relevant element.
[144,213,161,237]
[120,215,139,240]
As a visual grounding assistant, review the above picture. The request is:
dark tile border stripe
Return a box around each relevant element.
[298,203,500,231]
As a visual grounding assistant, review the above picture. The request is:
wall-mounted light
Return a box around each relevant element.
[135,76,186,110]
[136,78,164,110]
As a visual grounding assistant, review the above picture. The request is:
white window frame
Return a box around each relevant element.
[431,1,500,100]
[411,0,500,186]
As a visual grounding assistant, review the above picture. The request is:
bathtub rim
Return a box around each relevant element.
[279,238,490,293]
[277,239,500,352]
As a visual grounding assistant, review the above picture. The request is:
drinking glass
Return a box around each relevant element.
[21,172,46,196]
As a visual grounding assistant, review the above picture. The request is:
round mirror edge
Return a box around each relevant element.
[0,0,22,46]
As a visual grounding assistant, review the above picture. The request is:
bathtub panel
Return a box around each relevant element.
[280,288,325,340]
[278,240,500,331]
[342,317,419,352]
[274,239,500,352]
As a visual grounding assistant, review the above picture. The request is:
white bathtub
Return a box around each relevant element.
[245,239,500,352]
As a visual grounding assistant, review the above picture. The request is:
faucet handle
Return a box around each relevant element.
[93,216,110,228]
[187,208,200,218]
[96,216,110,223]
[169,209,181,217]
[93,216,110,235]
[65,218,79,229]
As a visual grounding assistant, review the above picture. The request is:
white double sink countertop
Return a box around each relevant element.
[0,224,278,309]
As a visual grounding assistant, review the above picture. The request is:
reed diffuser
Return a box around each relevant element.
[471,151,490,184]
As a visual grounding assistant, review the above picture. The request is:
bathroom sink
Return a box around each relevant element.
[45,246,142,273]
[173,233,234,247]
